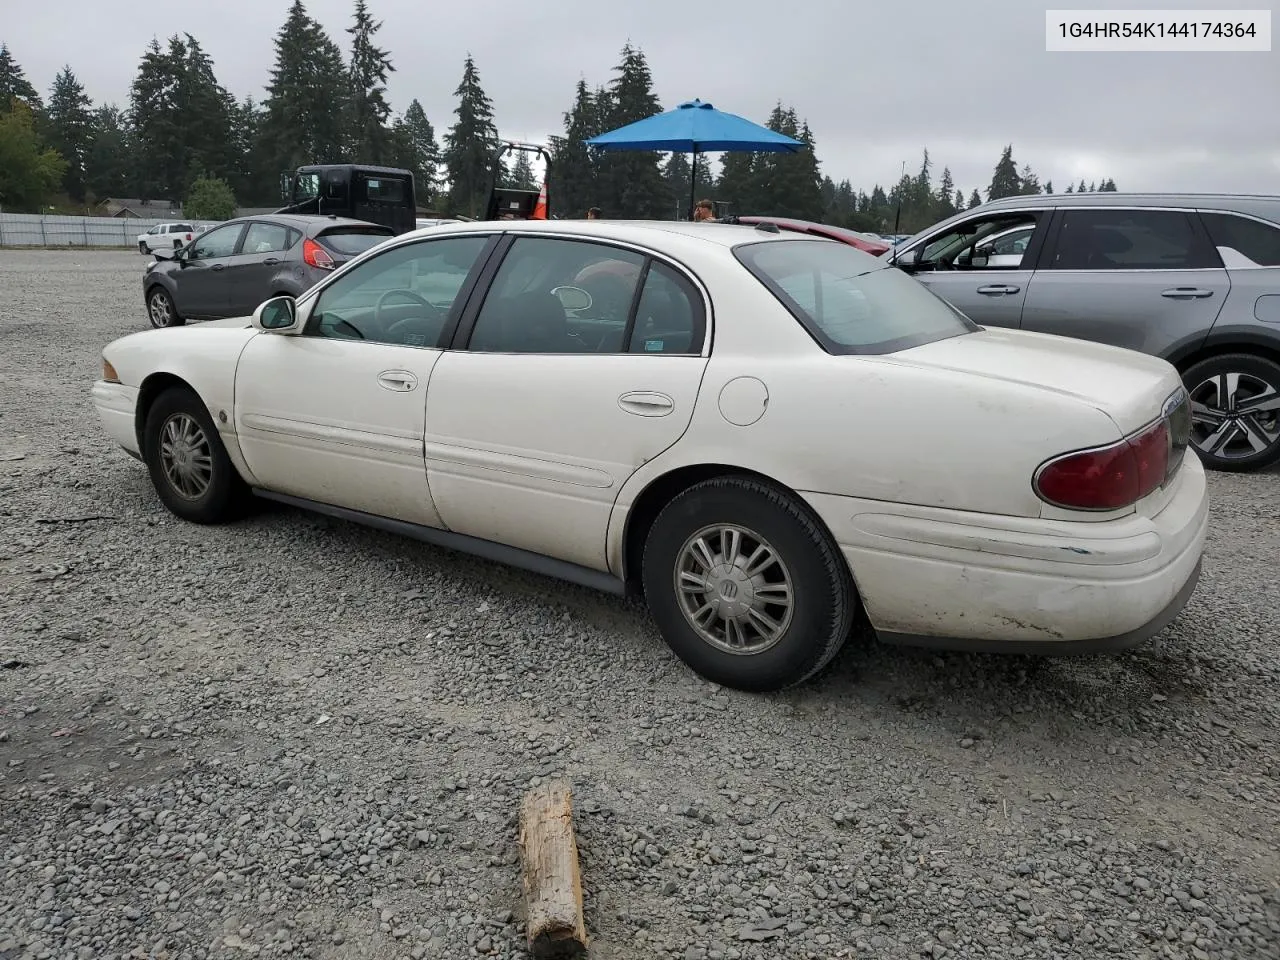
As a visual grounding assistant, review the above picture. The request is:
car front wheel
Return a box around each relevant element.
[641,476,857,692]
[142,386,248,524]
[1183,353,1280,471]
[147,286,184,329]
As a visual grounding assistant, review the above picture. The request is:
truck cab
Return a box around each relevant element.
[278,164,417,235]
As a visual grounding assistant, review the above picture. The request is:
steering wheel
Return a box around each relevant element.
[375,288,441,334]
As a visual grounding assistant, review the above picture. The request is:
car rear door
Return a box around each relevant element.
[1019,206,1229,357]
[221,221,301,316]
[421,234,711,572]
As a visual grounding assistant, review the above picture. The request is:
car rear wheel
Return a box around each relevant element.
[147,286,184,329]
[641,476,856,692]
[1182,353,1280,472]
[143,386,249,524]
[138,241,150,255]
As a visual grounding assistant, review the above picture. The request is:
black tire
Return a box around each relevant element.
[1181,353,1280,472]
[142,386,248,524]
[147,285,184,329]
[641,476,857,692]
[139,242,150,255]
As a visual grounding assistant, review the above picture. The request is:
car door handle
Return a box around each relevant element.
[211,263,225,271]
[377,370,418,392]
[618,391,674,417]
[1161,287,1214,299]
[262,257,280,265]
[976,284,1020,296]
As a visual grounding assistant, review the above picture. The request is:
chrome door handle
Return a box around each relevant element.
[618,391,674,416]
[976,284,1020,296]
[262,257,280,265]
[1161,288,1214,299]
[211,263,225,271]
[377,370,418,392]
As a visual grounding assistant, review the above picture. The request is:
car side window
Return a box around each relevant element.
[242,222,295,255]
[916,213,1040,270]
[1199,212,1280,267]
[468,237,646,354]
[1048,209,1219,270]
[628,261,705,354]
[189,224,243,260]
[306,235,491,347]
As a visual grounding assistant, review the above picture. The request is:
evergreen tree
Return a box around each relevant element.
[177,36,237,188]
[968,188,982,209]
[507,149,537,190]
[1078,178,1087,192]
[228,97,268,204]
[442,55,498,217]
[260,0,348,180]
[936,166,955,217]
[716,149,759,214]
[345,0,395,160]
[85,105,135,201]
[987,145,1020,200]
[1065,183,1074,193]
[391,99,440,206]
[596,44,668,219]
[0,43,42,114]
[1100,177,1118,191]
[1044,180,1054,194]
[1089,180,1097,192]
[0,99,66,211]
[1018,163,1040,195]
[663,151,693,220]
[953,188,965,212]
[548,79,606,219]
[46,66,94,202]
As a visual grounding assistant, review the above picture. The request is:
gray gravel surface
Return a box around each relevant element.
[1,249,1278,960]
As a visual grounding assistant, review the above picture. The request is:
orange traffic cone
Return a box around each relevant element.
[531,182,547,220]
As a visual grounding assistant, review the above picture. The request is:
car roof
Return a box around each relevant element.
[217,213,393,233]
[979,192,1280,220]
[405,218,817,249]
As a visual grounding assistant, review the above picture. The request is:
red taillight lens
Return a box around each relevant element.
[1035,419,1170,511]
[303,238,335,270]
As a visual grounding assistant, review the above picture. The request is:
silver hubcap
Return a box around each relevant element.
[149,292,172,327]
[1188,372,1280,460]
[159,413,213,499]
[674,524,794,655]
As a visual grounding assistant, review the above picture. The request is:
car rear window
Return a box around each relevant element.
[734,239,978,354]
[317,227,395,255]
[172,224,194,232]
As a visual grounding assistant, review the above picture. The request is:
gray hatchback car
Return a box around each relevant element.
[143,213,394,330]
[887,193,1280,471]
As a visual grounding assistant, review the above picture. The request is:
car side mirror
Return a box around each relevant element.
[891,244,921,271]
[253,295,298,333]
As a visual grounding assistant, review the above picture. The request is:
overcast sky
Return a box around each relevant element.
[4,0,1277,197]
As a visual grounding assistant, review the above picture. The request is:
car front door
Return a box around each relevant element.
[172,222,247,319]
[233,233,497,527]
[422,234,711,571]
[893,208,1052,328]
[1019,207,1230,355]
[222,221,301,316]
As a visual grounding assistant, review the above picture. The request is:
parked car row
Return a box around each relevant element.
[97,218,1206,692]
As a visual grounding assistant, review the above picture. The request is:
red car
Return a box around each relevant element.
[729,216,893,255]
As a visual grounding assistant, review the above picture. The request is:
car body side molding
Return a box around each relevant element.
[251,488,630,597]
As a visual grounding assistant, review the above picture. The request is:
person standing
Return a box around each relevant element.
[692,199,715,221]
[586,207,601,219]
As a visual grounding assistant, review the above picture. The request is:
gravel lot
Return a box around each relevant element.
[1,249,1278,960]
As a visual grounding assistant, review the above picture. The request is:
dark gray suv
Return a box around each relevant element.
[887,193,1280,471]
[143,213,393,330]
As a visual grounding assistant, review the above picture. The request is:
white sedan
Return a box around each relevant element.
[91,219,1208,692]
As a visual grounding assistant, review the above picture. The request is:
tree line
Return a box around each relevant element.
[0,0,1118,230]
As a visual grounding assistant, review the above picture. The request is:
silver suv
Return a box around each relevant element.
[887,193,1280,472]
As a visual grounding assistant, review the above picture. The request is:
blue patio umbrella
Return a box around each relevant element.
[586,99,803,219]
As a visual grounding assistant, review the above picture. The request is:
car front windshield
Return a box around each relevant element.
[734,238,979,354]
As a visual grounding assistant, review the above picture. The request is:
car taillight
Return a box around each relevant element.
[303,238,335,270]
[1034,418,1171,511]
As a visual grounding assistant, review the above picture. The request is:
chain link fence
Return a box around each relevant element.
[0,214,220,249]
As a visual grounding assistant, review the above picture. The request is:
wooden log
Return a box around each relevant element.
[518,781,589,958]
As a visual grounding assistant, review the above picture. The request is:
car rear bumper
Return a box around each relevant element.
[802,454,1209,652]
[92,380,141,459]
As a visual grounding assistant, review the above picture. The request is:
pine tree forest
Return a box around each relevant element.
[0,1,1118,227]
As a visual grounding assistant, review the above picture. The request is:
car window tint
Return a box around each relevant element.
[242,222,294,255]
[189,224,242,260]
[1200,212,1280,267]
[319,228,395,256]
[627,261,705,354]
[307,236,490,347]
[736,239,977,355]
[173,223,193,232]
[1050,209,1218,270]
[469,238,645,353]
